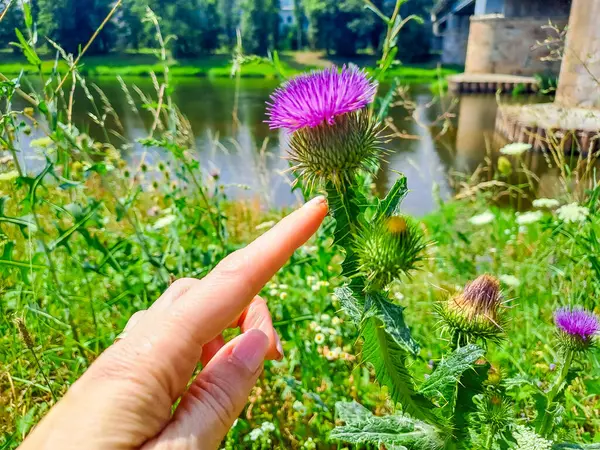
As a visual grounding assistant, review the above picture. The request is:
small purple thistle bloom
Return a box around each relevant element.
[555,307,600,342]
[266,65,377,131]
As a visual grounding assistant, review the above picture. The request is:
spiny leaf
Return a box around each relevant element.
[335,400,372,423]
[334,286,362,324]
[360,316,438,424]
[453,360,490,442]
[419,344,485,408]
[366,292,419,355]
[331,401,442,449]
[326,181,361,250]
[376,174,408,219]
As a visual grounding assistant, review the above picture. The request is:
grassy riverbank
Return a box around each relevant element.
[0,50,460,82]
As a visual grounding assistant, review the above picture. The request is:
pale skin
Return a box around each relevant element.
[20,196,328,450]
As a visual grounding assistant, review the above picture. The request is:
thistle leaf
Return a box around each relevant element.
[329,402,442,450]
[376,174,408,219]
[334,286,362,324]
[452,359,490,442]
[331,401,442,450]
[326,182,361,249]
[419,344,485,409]
[360,315,437,424]
[366,292,419,355]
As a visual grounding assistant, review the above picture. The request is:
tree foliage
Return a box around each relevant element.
[0,0,436,58]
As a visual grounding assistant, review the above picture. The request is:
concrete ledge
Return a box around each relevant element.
[448,73,538,94]
[495,103,600,154]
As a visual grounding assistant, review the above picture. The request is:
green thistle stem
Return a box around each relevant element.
[537,348,574,437]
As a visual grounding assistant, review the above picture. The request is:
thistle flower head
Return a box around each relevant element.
[266,66,384,188]
[354,216,427,291]
[437,275,506,346]
[554,307,599,351]
[266,65,377,131]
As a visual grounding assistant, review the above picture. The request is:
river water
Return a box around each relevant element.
[13,77,561,216]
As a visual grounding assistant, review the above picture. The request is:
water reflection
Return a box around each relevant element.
[12,77,571,216]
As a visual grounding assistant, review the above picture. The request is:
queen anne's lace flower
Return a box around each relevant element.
[516,210,543,225]
[500,142,532,156]
[556,202,589,223]
[469,211,495,226]
[532,198,560,209]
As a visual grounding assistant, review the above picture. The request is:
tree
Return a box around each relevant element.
[218,0,237,50]
[395,0,434,62]
[120,0,147,50]
[0,0,24,52]
[37,0,117,54]
[240,0,279,55]
[170,0,221,56]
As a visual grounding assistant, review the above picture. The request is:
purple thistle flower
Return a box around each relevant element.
[555,307,600,342]
[266,65,377,131]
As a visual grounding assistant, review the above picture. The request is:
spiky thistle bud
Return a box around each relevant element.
[354,216,427,291]
[266,66,385,188]
[437,275,506,347]
[554,307,599,352]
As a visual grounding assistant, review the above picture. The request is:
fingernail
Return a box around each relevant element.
[275,332,284,361]
[304,195,327,209]
[232,329,269,373]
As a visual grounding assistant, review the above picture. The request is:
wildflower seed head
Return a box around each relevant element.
[437,275,506,346]
[16,318,34,350]
[266,65,377,132]
[354,216,427,291]
[286,109,384,188]
[554,307,599,351]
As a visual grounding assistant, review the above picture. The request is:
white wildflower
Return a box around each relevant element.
[394,292,405,301]
[249,428,263,441]
[279,292,288,300]
[516,210,543,225]
[469,210,495,226]
[153,214,177,230]
[512,425,552,450]
[332,317,341,326]
[309,321,319,331]
[500,142,531,156]
[557,202,589,223]
[278,284,289,290]
[260,422,276,433]
[320,314,330,323]
[269,289,278,297]
[499,274,521,287]
[532,198,560,209]
[314,333,325,345]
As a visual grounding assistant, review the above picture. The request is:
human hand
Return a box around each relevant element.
[20,196,328,450]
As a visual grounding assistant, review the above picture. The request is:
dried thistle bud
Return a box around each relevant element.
[354,216,427,291]
[266,66,384,188]
[437,275,506,346]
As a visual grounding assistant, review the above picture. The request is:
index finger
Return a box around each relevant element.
[102,195,328,400]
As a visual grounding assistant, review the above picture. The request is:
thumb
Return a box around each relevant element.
[143,329,269,450]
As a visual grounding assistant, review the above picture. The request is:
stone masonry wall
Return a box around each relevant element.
[465,16,568,76]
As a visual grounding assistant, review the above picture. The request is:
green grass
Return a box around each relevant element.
[0,50,460,81]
